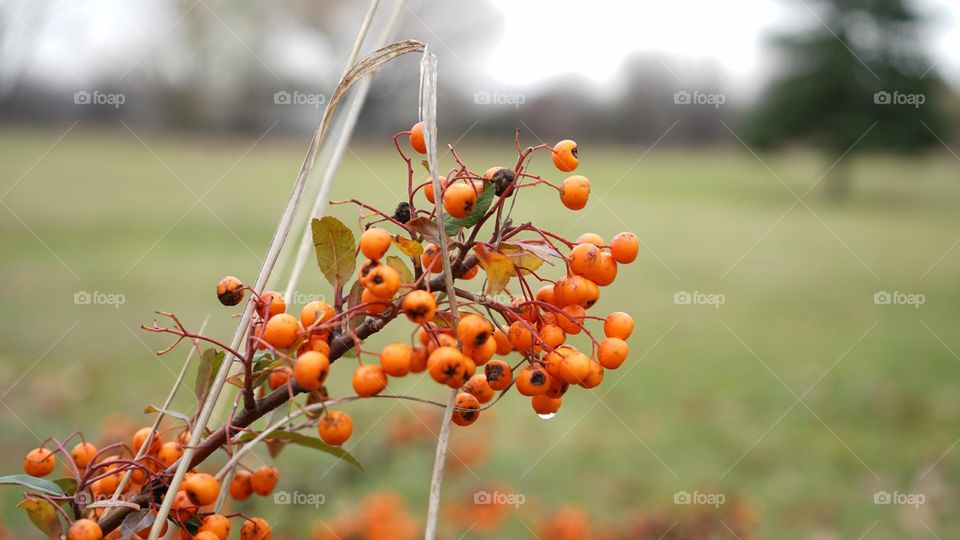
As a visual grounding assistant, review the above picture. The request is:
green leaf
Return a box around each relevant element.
[251,357,287,389]
[52,478,77,496]
[312,216,357,287]
[17,497,62,539]
[0,475,66,496]
[385,256,415,284]
[195,348,225,402]
[144,404,190,423]
[120,509,155,538]
[237,430,364,471]
[444,185,495,235]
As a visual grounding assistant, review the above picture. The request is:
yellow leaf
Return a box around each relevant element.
[499,243,547,275]
[475,244,516,295]
[393,235,424,257]
[17,497,62,539]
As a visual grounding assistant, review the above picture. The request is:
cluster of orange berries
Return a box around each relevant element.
[22,428,273,539]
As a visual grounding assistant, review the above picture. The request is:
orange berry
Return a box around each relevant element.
[457,314,493,349]
[420,243,444,272]
[598,338,629,369]
[427,346,467,388]
[71,442,97,470]
[256,291,286,319]
[442,183,478,219]
[170,489,197,522]
[576,233,604,246]
[135,512,167,538]
[261,313,301,350]
[461,264,479,279]
[380,342,413,376]
[568,243,601,276]
[317,410,353,446]
[492,328,513,355]
[361,288,391,314]
[423,176,446,204]
[516,365,551,396]
[359,227,392,260]
[401,290,437,324]
[539,324,566,349]
[194,532,221,540]
[409,122,427,154]
[559,351,592,384]
[352,364,388,397]
[536,284,556,306]
[463,373,495,403]
[23,447,56,477]
[507,320,535,351]
[250,466,279,497]
[199,514,231,540]
[556,305,585,335]
[410,345,429,373]
[610,232,639,264]
[300,300,334,328]
[560,175,590,210]
[294,351,330,390]
[363,263,401,299]
[580,359,605,388]
[451,392,481,427]
[578,278,600,309]
[67,519,103,540]
[156,441,184,468]
[268,366,292,390]
[229,470,253,500]
[216,276,244,307]
[603,311,634,340]
[532,395,562,415]
[464,336,496,365]
[584,252,618,286]
[484,359,513,391]
[426,331,458,355]
[513,298,540,323]
[183,472,220,506]
[132,427,161,454]
[552,139,579,172]
[240,517,271,540]
[545,375,570,399]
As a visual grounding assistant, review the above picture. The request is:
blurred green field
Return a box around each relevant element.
[1,125,959,539]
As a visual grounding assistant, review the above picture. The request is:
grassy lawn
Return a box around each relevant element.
[1,125,958,538]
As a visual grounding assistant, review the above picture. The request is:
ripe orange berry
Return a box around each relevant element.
[199,514,231,540]
[516,365,552,396]
[90,469,120,496]
[545,375,570,399]
[23,447,56,477]
[240,517,271,540]
[584,252,618,286]
[457,314,493,349]
[294,351,330,390]
[425,331,457,354]
[67,519,103,540]
[352,364,388,397]
[380,343,413,377]
[170,489,197,522]
[578,278,600,309]
[363,263,401,299]
[610,232,639,264]
[492,328,513,355]
[560,175,590,210]
[463,335,496,365]
[300,300,334,328]
[261,313,302,350]
[194,532,221,540]
[409,122,427,154]
[229,470,253,500]
[507,320,535,351]
[603,311,634,340]
[361,288,391,314]
[463,373,495,403]
[568,243,601,276]
[423,176,446,204]
[598,338,629,369]
[132,427,161,454]
[250,466,279,497]
[451,392,481,427]
[427,346,467,388]
[135,512,167,538]
[580,359,605,388]
[71,442,97,470]
[541,349,565,380]
[401,290,437,324]
[553,276,591,307]
[513,298,540,323]
[420,243,444,272]
[442,183,478,219]
[559,351,592,384]
[183,472,220,506]
[536,284,556,306]
[157,441,184,467]
[576,233,604,246]
[268,366,292,390]
[461,264,479,279]
[552,139,579,172]
[256,291,286,319]
[216,276,244,307]
[484,359,512,390]
[359,227,392,260]
[410,345,429,373]
[556,305,585,335]
[317,410,353,446]
[532,395,562,415]
[539,324,566,349]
